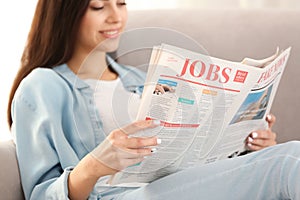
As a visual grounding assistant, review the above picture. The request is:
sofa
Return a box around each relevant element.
[1,9,299,199]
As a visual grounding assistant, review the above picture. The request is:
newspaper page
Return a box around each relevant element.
[109,44,291,186]
[210,47,291,160]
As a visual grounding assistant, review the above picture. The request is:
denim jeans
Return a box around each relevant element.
[98,141,300,200]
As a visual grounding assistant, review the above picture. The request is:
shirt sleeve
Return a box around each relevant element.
[11,70,80,200]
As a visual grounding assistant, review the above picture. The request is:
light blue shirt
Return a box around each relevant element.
[11,56,146,199]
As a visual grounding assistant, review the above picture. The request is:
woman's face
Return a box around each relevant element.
[75,0,128,54]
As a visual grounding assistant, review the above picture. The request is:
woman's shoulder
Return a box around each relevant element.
[28,67,63,81]
[20,67,69,92]
[15,67,72,106]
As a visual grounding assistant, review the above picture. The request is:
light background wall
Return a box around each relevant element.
[0,1,36,141]
[126,0,300,10]
[0,0,299,141]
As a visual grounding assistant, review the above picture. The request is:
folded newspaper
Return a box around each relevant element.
[109,44,291,186]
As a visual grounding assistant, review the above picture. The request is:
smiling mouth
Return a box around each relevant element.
[101,30,120,39]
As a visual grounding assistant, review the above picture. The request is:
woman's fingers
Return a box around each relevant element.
[107,119,161,153]
[245,113,277,151]
[266,114,276,129]
[119,120,160,136]
[91,120,162,171]
[246,130,277,150]
[125,136,159,149]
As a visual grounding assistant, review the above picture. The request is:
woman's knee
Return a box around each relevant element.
[277,140,300,156]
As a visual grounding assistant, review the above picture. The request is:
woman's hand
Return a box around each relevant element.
[69,120,160,200]
[245,114,277,151]
[90,120,161,176]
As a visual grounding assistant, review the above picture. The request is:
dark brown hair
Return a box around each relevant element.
[7,0,90,127]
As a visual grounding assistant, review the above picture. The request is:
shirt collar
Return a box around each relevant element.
[53,55,146,91]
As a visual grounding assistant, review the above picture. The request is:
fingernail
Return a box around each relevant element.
[153,120,160,125]
[248,137,253,142]
[157,138,162,144]
[247,143,252,147]
[151,148,157,153]
[252,132,258,138]
[266,114,272,121]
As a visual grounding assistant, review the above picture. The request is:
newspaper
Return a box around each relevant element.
[109,44,291,186]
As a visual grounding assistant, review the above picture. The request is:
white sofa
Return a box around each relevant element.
[1,9,299,199]
[0,140,24,199]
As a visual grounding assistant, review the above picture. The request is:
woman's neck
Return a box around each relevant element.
[67,50,118,80]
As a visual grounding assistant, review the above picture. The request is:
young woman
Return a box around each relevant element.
[8,0,299,199]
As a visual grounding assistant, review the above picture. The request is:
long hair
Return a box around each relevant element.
[7,0,90,128]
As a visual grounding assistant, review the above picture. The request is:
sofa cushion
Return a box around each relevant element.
[0,140,24,200]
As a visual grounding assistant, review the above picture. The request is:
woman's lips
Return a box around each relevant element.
[100,30,120,39]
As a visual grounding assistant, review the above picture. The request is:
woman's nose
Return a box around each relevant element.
[106,6,123,23]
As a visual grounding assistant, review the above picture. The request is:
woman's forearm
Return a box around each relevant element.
[68,154,112,200]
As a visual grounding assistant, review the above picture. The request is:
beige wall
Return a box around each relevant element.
[127,0,300,10]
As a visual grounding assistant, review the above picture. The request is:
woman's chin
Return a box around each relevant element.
[95,38,120,53]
